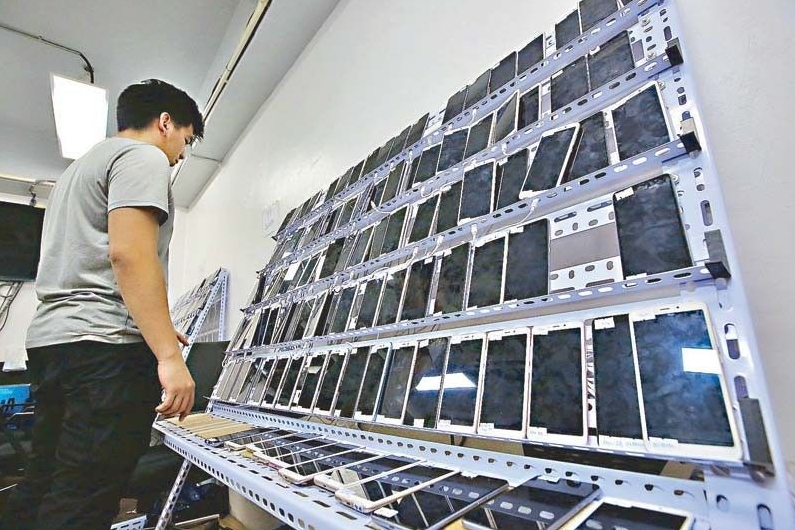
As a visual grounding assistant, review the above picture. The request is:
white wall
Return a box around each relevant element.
[171,0,795,468]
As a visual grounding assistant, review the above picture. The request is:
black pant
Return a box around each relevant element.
[0,341,160,530]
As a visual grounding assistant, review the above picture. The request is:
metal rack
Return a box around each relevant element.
[155,1,794,528]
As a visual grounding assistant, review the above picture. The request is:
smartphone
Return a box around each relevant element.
[631,305,739,459]
[613,174,692,278]
[467,236,505,309]
[376,343,418,424]
[462,476,600,529]
[402,337,450,429]
[478,329,530,438]
[400,259,435,321]
[278,446,381,485]
[354,346,390,421]
[437,335,485,433]
[438,129,469,172]
[566,497,694,530]
[528,324,587,445]
[335,462,459,514]
[313,349,347,416]
[611,84,671,161]
[370,474,510,530]
[503,220,549,301]
[434,244,469,314]
[521,124,580,195]
[459,162,495,223]
[551,56,588,112]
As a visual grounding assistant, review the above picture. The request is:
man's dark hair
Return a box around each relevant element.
[117,79,204,139]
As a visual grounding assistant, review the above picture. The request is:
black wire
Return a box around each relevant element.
[0,281,23,333]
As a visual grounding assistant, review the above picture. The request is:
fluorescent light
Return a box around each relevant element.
[415,372,476,392]
[681,347,721,375]
[51,74,108,159]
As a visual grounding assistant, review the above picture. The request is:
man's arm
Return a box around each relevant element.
[108,206,195,419]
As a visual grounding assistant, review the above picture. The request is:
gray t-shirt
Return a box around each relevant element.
[26,137,174,348]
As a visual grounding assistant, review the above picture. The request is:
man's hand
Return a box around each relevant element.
[155,354,195,421]
[176,330,189,347]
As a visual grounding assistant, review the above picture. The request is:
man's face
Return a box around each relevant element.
[163,123,195,167]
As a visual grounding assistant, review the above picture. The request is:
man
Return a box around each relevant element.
[0,79,204,529]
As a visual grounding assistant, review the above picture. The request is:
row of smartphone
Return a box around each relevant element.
[262,79,674,310]
[239,171,692,354]
[172,269,222,323]
[272,0,632,250]
[172,270,225,337]
[215,302,739,462]
[163,415,693,529]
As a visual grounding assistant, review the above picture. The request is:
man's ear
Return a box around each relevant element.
[158,112,172,134]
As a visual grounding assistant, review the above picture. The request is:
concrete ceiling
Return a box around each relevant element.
[0,0,341,206]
